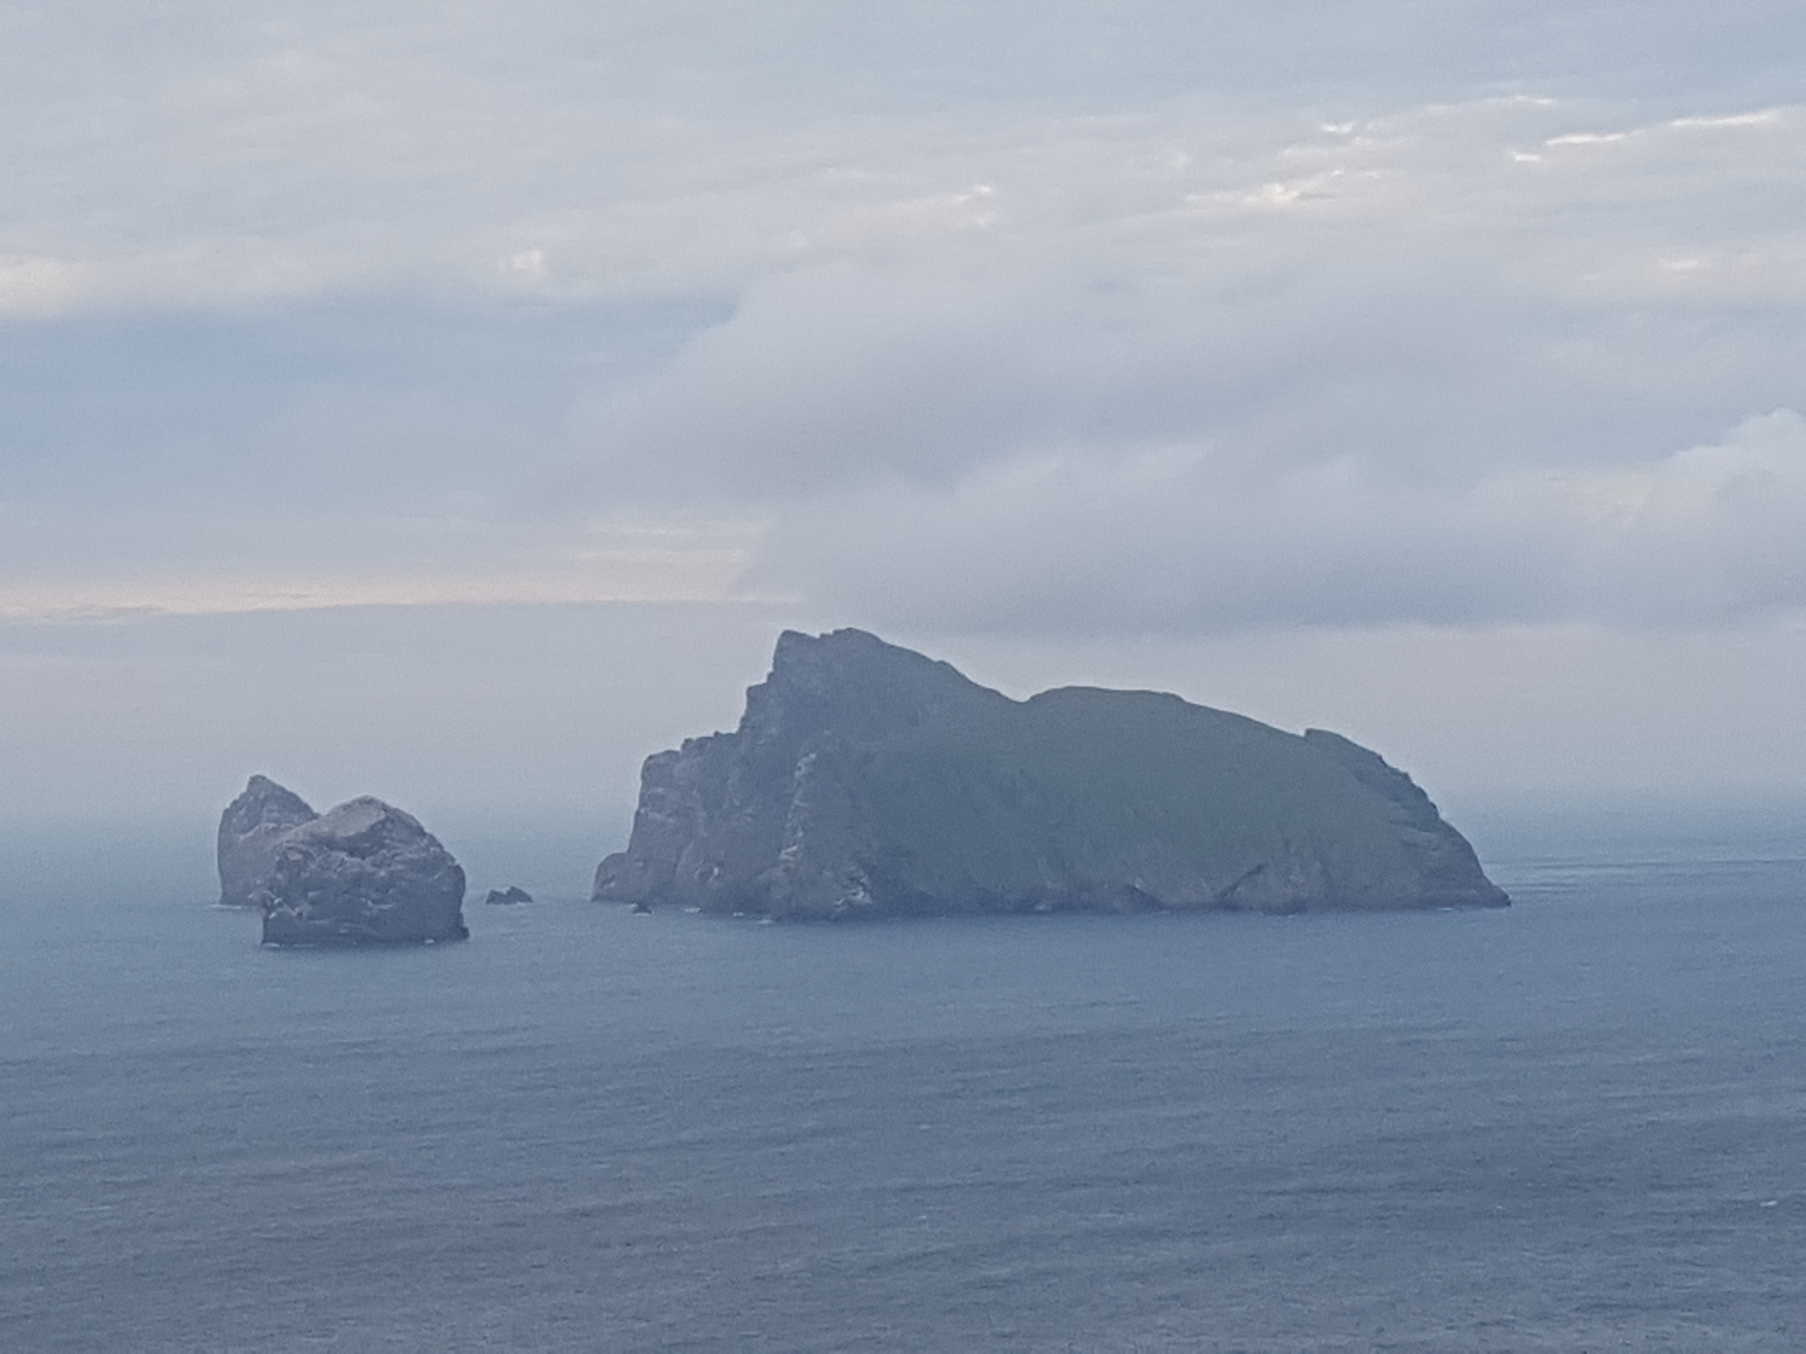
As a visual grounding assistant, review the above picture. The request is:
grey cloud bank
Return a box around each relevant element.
[4,2,1804,832]
[756,409,1806,633]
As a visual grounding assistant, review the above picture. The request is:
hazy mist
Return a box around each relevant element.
[5,1,1803,865]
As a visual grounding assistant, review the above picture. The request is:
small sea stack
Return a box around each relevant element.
[217,775,318,908]
[254,796,468,946]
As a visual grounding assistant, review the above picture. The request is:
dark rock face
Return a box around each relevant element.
[484,886,533,905]
[260,797,468,946]
[594,628,1509,919]
[217,775,318,908]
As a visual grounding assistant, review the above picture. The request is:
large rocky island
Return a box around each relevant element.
[217,778,468,945]
[594,629,1508,919]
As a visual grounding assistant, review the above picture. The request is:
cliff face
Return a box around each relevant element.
[594,629,1508,918]
[217,775,318,907]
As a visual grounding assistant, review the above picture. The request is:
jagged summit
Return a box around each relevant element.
[217,774,318,908]
[594,629,1508,919]
[743,628,1001,742]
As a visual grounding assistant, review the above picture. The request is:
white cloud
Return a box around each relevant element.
[1545,130,1631,146]
[504,248,549,280]
[1669,108,1785,130]
[0,255,93,317]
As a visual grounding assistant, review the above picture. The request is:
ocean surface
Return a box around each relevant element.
[4,823,1805,1352]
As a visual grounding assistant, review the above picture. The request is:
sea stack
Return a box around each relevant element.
[594,628,1509,919]
[260,797,469,946]
[484,886,533,905]
[217,775,318,908]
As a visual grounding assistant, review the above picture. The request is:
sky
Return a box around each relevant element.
[5,3,1804,859]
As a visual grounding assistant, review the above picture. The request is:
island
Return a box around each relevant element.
[217,779,469,945]
[593,628,1508,919]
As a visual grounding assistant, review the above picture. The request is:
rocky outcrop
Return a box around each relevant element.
[260,797,468,946]
[594,628,1508,919]
[217,775,318,907]
[484,886,532,905]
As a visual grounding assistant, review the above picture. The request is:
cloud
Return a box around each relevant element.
[0,255,94,317]
[5,3,1804,638]
[750,410,1806,633]
[6,3,1805,316]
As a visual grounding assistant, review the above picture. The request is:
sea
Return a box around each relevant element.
[3,808,1803,1353]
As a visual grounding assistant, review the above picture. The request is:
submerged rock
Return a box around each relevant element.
[217,775,318,908]
[260,797,468,946]
[594,628,1509,919]
[484,885,533,905]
